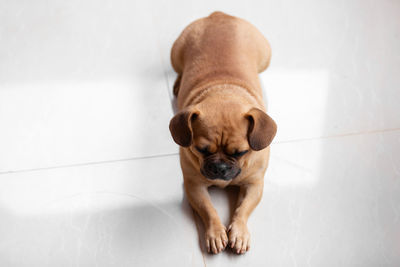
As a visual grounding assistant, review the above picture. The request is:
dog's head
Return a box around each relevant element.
[169,100,277,181]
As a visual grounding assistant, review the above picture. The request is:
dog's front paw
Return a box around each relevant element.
[228,220,250,254]
[205,223,228,254]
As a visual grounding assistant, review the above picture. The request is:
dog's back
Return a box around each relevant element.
[171,12,271,108]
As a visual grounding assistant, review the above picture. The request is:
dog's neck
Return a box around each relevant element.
[182,79,264,109]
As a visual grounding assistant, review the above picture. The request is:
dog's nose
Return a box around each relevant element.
[207,161,232,176]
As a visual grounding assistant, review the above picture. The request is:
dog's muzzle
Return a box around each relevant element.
[201,160,241,181]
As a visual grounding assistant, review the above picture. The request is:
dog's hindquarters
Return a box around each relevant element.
[170,12,271,97]
[170,17,206,96]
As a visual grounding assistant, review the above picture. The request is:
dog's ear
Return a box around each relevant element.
[246,108,277,151]
[169,108,200,147]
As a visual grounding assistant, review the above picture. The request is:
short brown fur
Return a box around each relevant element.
[169,12,277,254]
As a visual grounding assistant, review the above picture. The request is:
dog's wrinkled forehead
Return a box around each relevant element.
[169,100,277,151]
[191,103,249,151]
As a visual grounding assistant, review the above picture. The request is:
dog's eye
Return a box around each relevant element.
[195,146,212,156]
[230,150,249,158]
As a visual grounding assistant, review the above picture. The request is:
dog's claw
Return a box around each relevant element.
[228,221,250,254]
[205,224,228,254]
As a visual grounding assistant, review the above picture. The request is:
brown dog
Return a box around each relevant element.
[169,12,277,254]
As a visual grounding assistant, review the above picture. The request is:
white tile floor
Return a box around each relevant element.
[1,0,400,266]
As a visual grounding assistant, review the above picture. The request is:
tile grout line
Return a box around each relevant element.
[157,31,207,265]
[152,12,174,102]
[273,127,400,144]
[159,44,174,101]
[0,152,179,176]
[2,127,399,176]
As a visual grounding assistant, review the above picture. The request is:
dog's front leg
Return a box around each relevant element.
[184,180,228,254]
[228,180,264,254]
